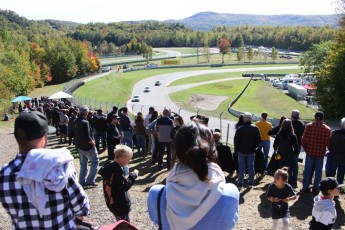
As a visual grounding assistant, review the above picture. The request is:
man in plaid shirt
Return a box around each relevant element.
[0,111,90,229]
[301,111,332,194]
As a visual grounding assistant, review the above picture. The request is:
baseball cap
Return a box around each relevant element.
[291,110,300,119]
[243,112,253,119]
[319,177,345,193]
[14,111,55,141]
[315,111,324,120]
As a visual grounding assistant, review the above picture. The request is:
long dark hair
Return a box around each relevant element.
[279,118,295,134]
[173,122,217,181]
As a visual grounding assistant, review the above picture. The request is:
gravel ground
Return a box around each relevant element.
[1,125,344,230]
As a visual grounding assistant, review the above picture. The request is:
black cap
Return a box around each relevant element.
[97,109,103,114]
[15,111,55,141]
[319,177,344,193]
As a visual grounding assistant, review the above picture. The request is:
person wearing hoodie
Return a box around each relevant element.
[147,122,239,230]
[309,177,344,230]
[325,117,345,185]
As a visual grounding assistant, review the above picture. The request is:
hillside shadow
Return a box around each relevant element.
[289,193,314,220]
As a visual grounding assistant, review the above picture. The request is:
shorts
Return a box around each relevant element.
[59,125,67,134]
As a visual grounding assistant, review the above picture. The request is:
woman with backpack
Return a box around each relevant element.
[147,122,239,230]
[272,119,300,187]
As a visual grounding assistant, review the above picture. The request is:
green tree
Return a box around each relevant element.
[218,37,231,64]
[299,41,333,73]
[142,44,152,63]
[271,47,278,62]
[232,33,244,48]
[237,47,245,61]
[247,46,254,62]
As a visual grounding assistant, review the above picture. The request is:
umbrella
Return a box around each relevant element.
[11,96,32,103]
[48,91,73,100]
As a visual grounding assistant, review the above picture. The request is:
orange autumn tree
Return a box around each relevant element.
[218,37,231,64]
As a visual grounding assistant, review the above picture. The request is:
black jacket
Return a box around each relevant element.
[292,119,305,149]
[234,122,261,154]
[98,161,137,216]
[74,117,94,151]
[273,130,299,156]
[329,129,345,163]
[107,123,121,147]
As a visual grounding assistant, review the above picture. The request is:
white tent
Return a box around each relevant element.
[48,91,73,100]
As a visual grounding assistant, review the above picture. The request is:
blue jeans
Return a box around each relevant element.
[302,154,324,191]
[95,131,106,151]
[326,156,345,185]
[136,135,146,154]
[121,131,133,148]
[237,152,255,186]
[288,155,299,186]
[259,140,270,169]
[78,147,99,185]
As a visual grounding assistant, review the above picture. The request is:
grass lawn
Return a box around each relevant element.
[169,64,299,86]
[169,79,316,120]
[73,67,220,107]
[28,83,65,98]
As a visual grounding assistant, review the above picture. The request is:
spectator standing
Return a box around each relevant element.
[235,114,244,130]
[290,110,305,187]
[234,112,261,189]
[148,110,159,163]
[68,109,78,146]
[325,117,345,185]
[268,116,287,137]
[107,106,118,124]
[134,113,146,155]
[118,107,133,148]
[74,105,99,187]
[107,114,122,160]
[156,109,174,171]
[147,122,239,230]
[59,109,69,143]
[0,111,90,229]
[301,111,332,194]
[272,119,299,187]
[255,112,273,169]
[144,107,155,154]
[93,109,108,152]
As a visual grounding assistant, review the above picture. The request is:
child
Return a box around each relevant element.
[266,167,296,230]
[309,177,344,230]
[98,145,139,222]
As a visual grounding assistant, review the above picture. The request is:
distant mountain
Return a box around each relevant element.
[165,12,340,30]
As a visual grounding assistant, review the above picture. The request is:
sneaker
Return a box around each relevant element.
[85,182,98,187]
[248,184,254,189]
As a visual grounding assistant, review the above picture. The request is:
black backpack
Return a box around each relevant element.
[98,160,116,212]
[277,134,293,156]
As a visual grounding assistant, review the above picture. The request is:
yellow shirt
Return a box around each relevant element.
[255,120,272,141]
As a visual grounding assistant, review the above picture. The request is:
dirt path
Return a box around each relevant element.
[0,126,344,229]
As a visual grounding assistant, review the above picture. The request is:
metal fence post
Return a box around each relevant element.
[226,123,230,146]
[220,111,223,134]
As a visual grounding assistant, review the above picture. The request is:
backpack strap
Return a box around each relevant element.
[157,186,165,230]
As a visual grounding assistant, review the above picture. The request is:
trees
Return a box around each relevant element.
[142,43,153,63]
[271,47,278,62]
[218,37,231,64]
[299,41,333,73]
[310,0,345,118]
[247,46,254,62]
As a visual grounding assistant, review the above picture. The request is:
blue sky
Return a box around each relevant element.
[1,0,338,23]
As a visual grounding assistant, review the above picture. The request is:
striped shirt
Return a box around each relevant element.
[301,121,332,157]
[0,154,90,229]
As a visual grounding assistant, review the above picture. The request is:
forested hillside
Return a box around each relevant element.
[0,9,340,102]
[0,10,100,102]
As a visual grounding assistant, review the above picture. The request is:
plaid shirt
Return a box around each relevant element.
[301,121,332,157]
[0,154,90,229]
